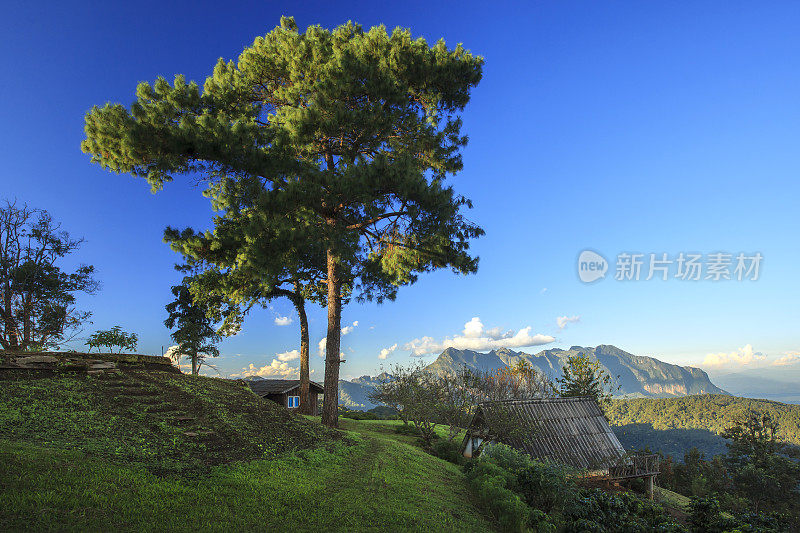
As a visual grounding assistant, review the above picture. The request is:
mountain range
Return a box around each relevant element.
[337,344,728,410]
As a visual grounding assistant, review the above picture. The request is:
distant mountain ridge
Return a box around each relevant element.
[426,345,728,398]
[337,344,728,409]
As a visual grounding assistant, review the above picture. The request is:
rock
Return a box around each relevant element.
[89,362,117,370]
[15,355,58,365]
[87,370,104,376]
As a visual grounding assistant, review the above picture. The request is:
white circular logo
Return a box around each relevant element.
[578,250,608,283]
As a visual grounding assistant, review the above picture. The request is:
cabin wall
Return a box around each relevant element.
[263,389,319,415]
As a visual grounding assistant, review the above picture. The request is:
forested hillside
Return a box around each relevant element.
[607,395,800,446]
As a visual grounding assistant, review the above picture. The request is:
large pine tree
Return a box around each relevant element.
[82,17,484,427]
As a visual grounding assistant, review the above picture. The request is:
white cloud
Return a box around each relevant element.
[318,337,327,357]
[557,315,581,330]
[164,345,182,362]
[341,321,359,335]
[540,288,548,294]
[463,317,484,338]
[702,344,766,368]
[274,316,293,326]
[276,349,300,362]
[403,317,555,356]
[232,359,299,379]
[379,343,398,360]
[317,336,345,359]
[773,352,800,366]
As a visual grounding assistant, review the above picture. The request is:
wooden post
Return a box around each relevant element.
[646,475,655,500]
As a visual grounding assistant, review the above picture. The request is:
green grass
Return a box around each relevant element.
[655,486,691,512]
[0,370,341,475]
[0,370,493,532]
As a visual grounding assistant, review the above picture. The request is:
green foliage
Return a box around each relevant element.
[0,201,99,351]
[394,422,421,436]
[517,461,576,515]
[558,353,618,405]
[465,459,532,532]
[657,448,731,500]
[561,489,682,533]
[431,437,464,465]
[613,423,729,458]
[722,413,800,516]
[164,280,221,374]
[85,325,137,353]
[464,444,681,532]
[606,395,800,447]
[655,410,800,528]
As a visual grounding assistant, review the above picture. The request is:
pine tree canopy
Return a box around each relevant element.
[82,16,484,292]
[82,16,484,426]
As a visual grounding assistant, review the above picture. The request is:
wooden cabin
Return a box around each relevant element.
[462,397,659,498]
[247,379,324,415]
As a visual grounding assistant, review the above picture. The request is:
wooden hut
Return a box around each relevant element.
[247,379,324,415]
[462,397,659,497]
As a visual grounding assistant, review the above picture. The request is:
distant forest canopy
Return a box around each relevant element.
[607,395,800,447]
[612,423,729,458]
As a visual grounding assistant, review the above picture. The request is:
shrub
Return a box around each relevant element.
[563,489,682,533]
[469,472,530,532]
[481,443,534,478]
[516,461,575,514]
[689,496,721,533]
[431,438,463,465]
[394,423,422,436]
[465,443,680,532]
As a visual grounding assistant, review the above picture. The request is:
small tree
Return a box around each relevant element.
[436,365,481,441]
[722,412,800,514]
[369,366,413,425]
[369,363,441,445]
[475,361,557,402]
[85,325,137,353]
[557,353,618,406]
[0,201,99,351]
[164,281,221,375]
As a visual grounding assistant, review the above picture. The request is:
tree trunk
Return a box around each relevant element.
[3,281,18,350]
[321,248,342,428]
[292,283,312,415]
[192,353,198,375]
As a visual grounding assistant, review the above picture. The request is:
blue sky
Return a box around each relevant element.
[3,1,799,383]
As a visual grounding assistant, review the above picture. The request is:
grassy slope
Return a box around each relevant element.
[0,370,493,532]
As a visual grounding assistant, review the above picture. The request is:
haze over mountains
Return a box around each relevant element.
[337,344,728,410]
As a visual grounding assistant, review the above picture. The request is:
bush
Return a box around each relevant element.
[563,489,682,533]
[431,438,463,465]
[464,444,680,532]
[469,471,531,532]
[516,461,575,514]
[394,423,422,436]
[689,497,722,533]
[481,443,535,477]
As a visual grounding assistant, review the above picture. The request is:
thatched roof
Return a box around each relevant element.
[247,379,324,396]
[463,397,626,471]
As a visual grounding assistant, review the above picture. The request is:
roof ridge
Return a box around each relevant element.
[479,396,596,405]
